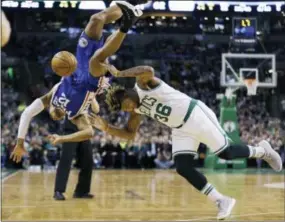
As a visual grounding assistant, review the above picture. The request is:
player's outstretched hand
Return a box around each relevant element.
[48,134,63,145]
[10,144,27,163]
[89,115,108,132]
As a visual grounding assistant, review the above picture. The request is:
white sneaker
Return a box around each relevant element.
[216,196,236,220]
[259,140,283,172]
[116,1,143,17]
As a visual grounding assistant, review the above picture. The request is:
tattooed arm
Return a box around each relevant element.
[105,65,155,81]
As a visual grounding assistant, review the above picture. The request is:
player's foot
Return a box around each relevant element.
[73,193,94,199]
[117,1,143,17]
[216,196,236,220]
[116,1,143,33]
[259,140,283,172]
[53,191,65,201]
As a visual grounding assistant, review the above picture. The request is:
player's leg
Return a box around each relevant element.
[172,133,235,220]
[217,140,283,171]
[89,3,142,77]
[85,5,123,41]
[85,0,147,40]
[197,101,283,172]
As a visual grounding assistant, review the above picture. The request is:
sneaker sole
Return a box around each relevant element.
[217,198,236,220]
[116,1,143,17]
[259,140,283,172]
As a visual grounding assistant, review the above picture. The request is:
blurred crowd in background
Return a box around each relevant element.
[2,36,284,171]
[1,7,285,171]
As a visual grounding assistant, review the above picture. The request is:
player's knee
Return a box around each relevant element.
[85,13,106,40]
[174,154,195,177]
[90,13,106,24]
[217,146,234,160]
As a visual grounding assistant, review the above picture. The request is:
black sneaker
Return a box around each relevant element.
[117,2,143,33]
[53,191,65,201]
[73,193,94,199]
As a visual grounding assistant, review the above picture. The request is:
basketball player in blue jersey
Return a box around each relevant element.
[11,1,146,201]
[10,1,144,163]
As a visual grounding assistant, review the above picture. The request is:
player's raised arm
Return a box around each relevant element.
[90,112,142,141]
[10,90,52,163]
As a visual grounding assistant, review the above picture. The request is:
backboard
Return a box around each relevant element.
[221,53,277,92]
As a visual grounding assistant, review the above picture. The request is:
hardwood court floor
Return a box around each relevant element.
[2,169,285,221]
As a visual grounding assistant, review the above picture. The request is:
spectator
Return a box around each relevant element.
[1,33,284,170]
[154,148,174,169]
[29,139,44,169]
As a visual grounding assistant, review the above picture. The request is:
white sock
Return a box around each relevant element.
[248,145,265,158]
[201,183,224,202]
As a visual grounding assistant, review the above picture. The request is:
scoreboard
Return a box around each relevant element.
[232,18,257,43]
[2,0,285,13]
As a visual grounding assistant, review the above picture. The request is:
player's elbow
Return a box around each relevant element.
[89,52,107,77]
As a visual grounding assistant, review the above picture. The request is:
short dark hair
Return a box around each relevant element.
[105,85,126,111]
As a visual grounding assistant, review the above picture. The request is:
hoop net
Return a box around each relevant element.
[244,79,258,95]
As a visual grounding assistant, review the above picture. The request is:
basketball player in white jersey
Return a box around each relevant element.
[90,65,283,220]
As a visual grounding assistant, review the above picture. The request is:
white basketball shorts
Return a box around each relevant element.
[172,100,231,157]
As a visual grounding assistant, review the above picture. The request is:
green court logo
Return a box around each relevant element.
[223,121,236,133]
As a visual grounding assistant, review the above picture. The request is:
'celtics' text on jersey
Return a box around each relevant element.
[134,81,192,128]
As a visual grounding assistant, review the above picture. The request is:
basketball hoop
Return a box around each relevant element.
[244,79,258,96]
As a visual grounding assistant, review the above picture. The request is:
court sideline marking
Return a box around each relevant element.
[2,170,21,182]
[263,182,285,189]
[0,211,283,221]
[1,201,283,221]
[179,211,284,221]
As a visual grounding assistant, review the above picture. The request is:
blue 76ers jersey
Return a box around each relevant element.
[51,32,110,119]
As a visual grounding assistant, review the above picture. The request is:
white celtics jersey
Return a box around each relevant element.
[134,81,192,128]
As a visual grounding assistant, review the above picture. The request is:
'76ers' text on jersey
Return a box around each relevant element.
[51,32,110,119]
